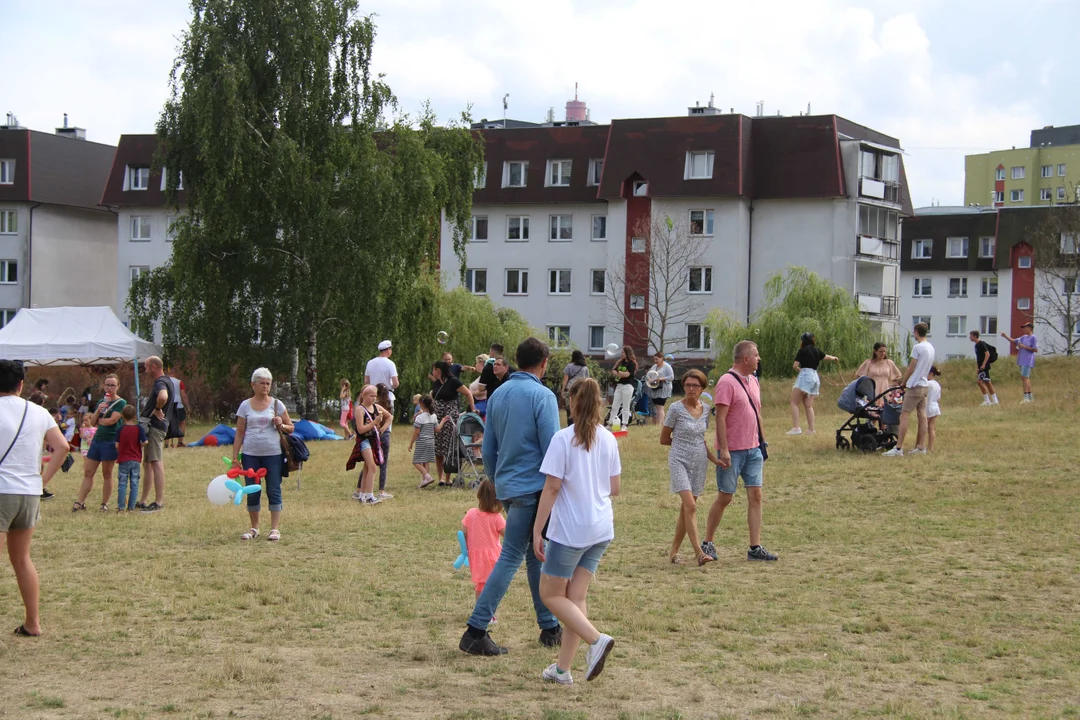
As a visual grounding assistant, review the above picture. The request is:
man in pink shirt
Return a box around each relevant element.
[701,341,778,562]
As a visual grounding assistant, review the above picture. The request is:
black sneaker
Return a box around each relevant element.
[40,489,54,500]
[458,630,508,656]
[538,625,563,647]
[701,541,717,561]
[747,546,778,562]
[141,502,161,514]
[134,502,146,510]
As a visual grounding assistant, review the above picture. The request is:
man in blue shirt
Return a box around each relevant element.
[459,337,562,656]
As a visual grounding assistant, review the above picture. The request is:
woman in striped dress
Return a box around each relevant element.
[431,361,475,486]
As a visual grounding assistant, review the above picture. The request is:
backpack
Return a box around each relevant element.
[986,343,998,364]
[161,377,183,439]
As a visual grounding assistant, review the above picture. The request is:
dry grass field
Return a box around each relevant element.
[2,359,1080,719]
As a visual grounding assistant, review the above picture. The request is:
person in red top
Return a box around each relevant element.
[701,340,778,562]
[462,479,506,619]
[115,406,147,512]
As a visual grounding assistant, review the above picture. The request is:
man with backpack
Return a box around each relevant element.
[136,357,172,513]
[969,330,999,406]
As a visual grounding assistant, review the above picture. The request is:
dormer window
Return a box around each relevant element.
[0,159,14,185]
[160,168,184,191]
[633,180,648,196]
[685,151,714,180]
[587,159,603,186]
[548,160,572,187]
[503,161,528,188]
[128,166,150,191]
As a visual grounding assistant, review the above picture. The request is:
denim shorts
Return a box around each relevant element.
[716,447,763,494]
[86,440,118,463]
[541,539,611,579]
[359,439,372,452]
[1020,366,1032,378]
[793,368,820,395]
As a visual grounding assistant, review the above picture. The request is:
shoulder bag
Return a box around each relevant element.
[270,398,299,471]
[725,372,768,461]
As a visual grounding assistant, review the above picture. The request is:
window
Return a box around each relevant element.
[475,163,487,189]
[1061,233,1078,254]
[130,215,151,241]
[1065,278,1078,295]
[591,215,606,241]
[548,160,572,187]
[688,267,712,293]
[0,159,13,184]
[981,277,998,297]
[633,180,648,196]
[503,161,528,188]
[1011,189,1024,202]
[129,265,149,283]
[165,214,178,242]
[913,278,932,297]
[979,237,995,258]
[159,168,183,191]
[686,323,711,350]
[994,191,1005,203]
[859,205,899,241]
[946,237,969,258]
[465,269,487,294]
[468,216,488,242]
[946,315,967,336]
[1059,163,1067,177]
[912,316,932,335]
[1011,167,1025,180]
[948,278,968,298]
[128,166,150,190]
[980,316,998,335]
[590,269,605,295]
[1017,297,1031,310]
[689,209,714,236]
[685,150,715,179]
[549,215,573,241]
[588,325,605,351]
[1018,256,1032,269]
[548,269,571,295]
[507,216,529,241]
[1041,188,1052,201]
[1042,165,1053,178]
[587,159,604,186]
[912,239,932,259]
[860,149,900,183]
[1059,187,1067,200]
[629,294,645,310]
[0,210,16,234]
[547,325,571,348]
[0,309,16,328]
[995,167,1005,181]
[505,269,528,295]
[0,260,16,284]
[631,236,646,253]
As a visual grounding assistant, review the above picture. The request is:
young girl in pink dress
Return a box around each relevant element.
[461,479,505,620]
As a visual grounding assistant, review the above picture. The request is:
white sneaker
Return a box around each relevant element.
[981,400,992,406]
[378,491,394,500]
[350,491,363,500]
[786,428,803,435]
[541,663,573,685]
[882,448,903,457]
[585,633,615,681]
[909,448,927,455]
[360,495,382,505]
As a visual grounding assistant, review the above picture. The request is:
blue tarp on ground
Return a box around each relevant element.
[293,419,343,441]
[188,424,236,447]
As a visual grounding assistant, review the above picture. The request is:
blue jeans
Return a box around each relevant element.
[243,454,283,512]
[117,461,140,510]
[467,492,558,632]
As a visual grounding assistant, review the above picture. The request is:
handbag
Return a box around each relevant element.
[726,371,769,461]
[270,398,299,472]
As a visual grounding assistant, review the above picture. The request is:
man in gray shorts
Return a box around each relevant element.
[137,356,172,513]
[884,322,935,457]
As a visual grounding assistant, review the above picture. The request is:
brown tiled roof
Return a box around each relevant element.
[100,134,187,207]
[0,129,115,211]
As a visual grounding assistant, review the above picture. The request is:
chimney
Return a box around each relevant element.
[688,93,721,116]
[565,82,586,122]
[55,113,86,140]
[2,112,20,129]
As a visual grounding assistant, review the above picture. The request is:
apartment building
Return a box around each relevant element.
[0,116,117,321]
[965,124,1080,208]
[439,106,914,356]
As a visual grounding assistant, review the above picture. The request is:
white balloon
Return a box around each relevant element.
[207,474,234,505]
[437,330,450,345]
[700,392,714,405]
[604,343,620,358]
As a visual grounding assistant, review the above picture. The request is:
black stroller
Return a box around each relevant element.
[835,376,901,452]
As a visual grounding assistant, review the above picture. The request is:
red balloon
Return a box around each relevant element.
[203,435,219,447]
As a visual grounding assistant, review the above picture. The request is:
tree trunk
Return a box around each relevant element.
[305,327,319,421]
[290,347,305,417]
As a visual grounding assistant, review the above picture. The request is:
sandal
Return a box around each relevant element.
[267,529,281,542]
[241,528,260,540]
[697,554,715,567]
[71,501,86,513]
[670,555,686,565]
[99,503,109,512]
[13,625,40,637]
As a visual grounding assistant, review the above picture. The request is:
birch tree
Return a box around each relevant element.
[1030,200,1080,355]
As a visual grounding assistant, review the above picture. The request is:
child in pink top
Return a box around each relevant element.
[461,479,505,617]
[79,416,96,458]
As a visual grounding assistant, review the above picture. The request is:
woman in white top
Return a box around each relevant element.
[232,368,294,542]
[646,352,675,426]
[533,378,620,685]
[0,360,70,636]
[926,365,942,453]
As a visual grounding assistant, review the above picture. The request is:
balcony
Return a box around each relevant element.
[856,293,898,318]
[856,235,899,263]
[859,176,902,205]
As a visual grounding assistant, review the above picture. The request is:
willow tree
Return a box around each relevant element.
[707,267,875,378]
[128,0,483,416]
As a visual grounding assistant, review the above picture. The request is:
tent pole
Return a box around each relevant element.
[134,357,141,401]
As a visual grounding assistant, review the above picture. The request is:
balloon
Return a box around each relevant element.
[224,479,262,506]
[604,343,620,359]
[207,475,234,505]
[664,354,674,361]
[437,330,450,345]
[203,435,219,447]
[645,369,660,389]
[453,530,470,569]
[701,392,714,405]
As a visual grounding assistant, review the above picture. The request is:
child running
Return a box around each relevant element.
[926,366,942,453]
[115,405,147,511]
[409,395,445,489]
[533,377,620,685]
[461,479,505,623]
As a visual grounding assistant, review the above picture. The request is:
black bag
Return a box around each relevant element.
[61,453,74,473]
[164,377,183,440]
[986,343,998,364]
[726,371,769,461]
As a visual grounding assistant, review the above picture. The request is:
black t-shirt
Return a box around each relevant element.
[479,360,497,389]
[974,340,990,367]
[141,376,173,431]
[433,376,463,402]
[616,360,637,385]
[448,363,463,379]
[795,346,826,371]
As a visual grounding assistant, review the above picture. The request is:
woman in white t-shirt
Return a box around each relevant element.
[0,360,71,637]
[533,378,620,685]
[231,368,294,542]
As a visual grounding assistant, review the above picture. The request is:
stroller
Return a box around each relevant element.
[835,376,901,453]
[452,412,487,489]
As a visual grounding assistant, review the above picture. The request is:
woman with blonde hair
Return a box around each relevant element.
[339,379,353,440]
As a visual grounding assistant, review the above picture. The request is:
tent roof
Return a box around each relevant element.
[0,307,161,366]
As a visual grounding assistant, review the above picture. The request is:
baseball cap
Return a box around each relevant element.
[378,340,393,351]
[1021,322,1033,328]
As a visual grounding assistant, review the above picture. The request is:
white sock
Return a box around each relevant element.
[982,394,989,402]
[991,394,998,403]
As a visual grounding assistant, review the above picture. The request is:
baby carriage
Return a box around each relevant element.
[453,411,487,489]
[835,376,901,453]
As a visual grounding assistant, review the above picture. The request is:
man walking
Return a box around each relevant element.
[1001,323,1037,402]
[364,340,399,409]
[883,322,935,457]
[459,337,562,655]
[968,330,998,405]
[701,340,778,563]
[137,356,172,512]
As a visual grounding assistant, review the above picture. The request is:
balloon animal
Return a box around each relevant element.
[453,530,470,569]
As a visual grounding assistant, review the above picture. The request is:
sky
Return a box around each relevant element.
[4,0,1077,208]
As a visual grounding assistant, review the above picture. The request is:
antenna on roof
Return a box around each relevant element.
[502,93,509,126]
[807,102,811,115]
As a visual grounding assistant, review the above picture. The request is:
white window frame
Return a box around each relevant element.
[591,215,607,241]
[1018,256,1032,269]
[548,269,572,295]
[475,162,487,189]
[912,316,932,336]
[549,215,573,242]
[1059,187,1067,200]
[946,315,967,336]
[165,214,178,242]
[590,269,606,296]
[0,159,13,185]
[547,159,572,187]
[689,209,715,237]
[629,294,645,310]
[1010,189,1024,202]
[547,325,571,349]
[912,239,932,259]
[0,210,16,234]
[913,278,932,297]
[1016,297,1030,310]
[633,180,648,196]
[502,161,528,188]
[994,191,1005,203]
[587,159,604,186]
[1059,163,1067,177]
[588,325,605,351]
[981,277,998,297]
[506,216,529,242]
[1042,165,1053,178]
[980,316,998,335]
[504,269,528,296]
[1061,233,1078,254]
[130,215,151,241]
[946,237,969,258]
[995,168,1005,181]
[464,268,487,295]
[0,309,16,328]
[979,237,995,258]
[1065,278,1078,295]
[129,166,150,190]
[685,150,715,180]
[1011,166,1025,180]
[159,168,183,191]
[129,265,150,284]
[1041,188,1052,201]
[688,266,712,294]
[0,260,17,284]
[468,215,488,243]
[686,323,711,350]
[631,236,646,253]
[948,277,968,298]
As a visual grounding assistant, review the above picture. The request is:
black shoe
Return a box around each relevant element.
[40,489,54,500]
[747,545,778,561]
[700,541,717,561]
[459,629,507,656]
[141,502,161,514]
[134,502,146,510]
[538,626,563,648]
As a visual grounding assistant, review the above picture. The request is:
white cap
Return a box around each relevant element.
[378,340,392,351]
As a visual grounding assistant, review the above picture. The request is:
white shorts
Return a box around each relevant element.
[793,368,820,396]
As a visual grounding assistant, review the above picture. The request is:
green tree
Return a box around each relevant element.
[128,0,483,417]
[706,267,875,378]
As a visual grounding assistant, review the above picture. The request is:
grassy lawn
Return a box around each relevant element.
[2,359,1079,719]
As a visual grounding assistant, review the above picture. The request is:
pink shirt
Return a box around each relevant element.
[462,508,505,587]
[713,370,761,452]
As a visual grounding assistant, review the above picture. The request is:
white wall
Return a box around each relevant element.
[897,269,1010,359]
[116,208,177,321]
[0,203,26,313]
[31,205,117,309]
